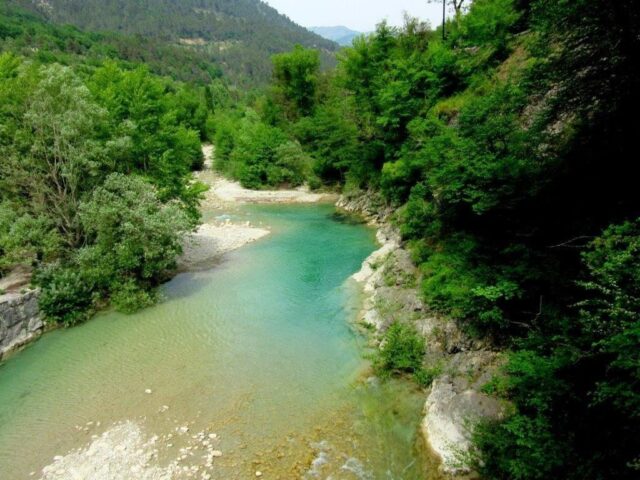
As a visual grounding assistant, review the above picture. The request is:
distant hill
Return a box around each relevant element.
[12,0,339,84]
[0,2,223,84]
[310,26,363,46]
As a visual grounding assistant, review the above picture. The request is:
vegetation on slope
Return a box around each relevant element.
[0,2,223,84]
[14,0,338,85]
[212,0,640,477]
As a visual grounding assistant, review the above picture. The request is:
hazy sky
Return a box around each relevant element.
[264,0,445,32]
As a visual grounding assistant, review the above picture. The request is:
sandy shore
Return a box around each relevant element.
[206,177,331,204]
[179,145,333,268]
[178,222,270,270]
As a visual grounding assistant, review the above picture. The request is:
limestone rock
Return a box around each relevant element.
[422,368,505,475]
[0,289,44,359]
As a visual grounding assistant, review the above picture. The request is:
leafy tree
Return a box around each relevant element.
[1,63,107,248]
[272,45,320,119]
[78,173,190,292]
[579,219,640,418]
[36,173,191,323]
[0,204,62,272]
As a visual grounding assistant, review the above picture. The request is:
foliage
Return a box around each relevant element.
[36,266,97,326]
[473,220,640,479]
[2,0,640,476]
[34,174,191,323]
[0,203,62,272]
[0,26,208,323]
[293,100,361,185]
[10,0,338,86]
[249,0,640,477]
[579,219,640,418]
[373,322,435,386]
[272,46,320,119]
[0,2,221,84]
[214,110,311,189]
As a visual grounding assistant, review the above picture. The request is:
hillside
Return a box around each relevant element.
[0,3,225,84]
[310,26,363,46]
[13,0,338,84]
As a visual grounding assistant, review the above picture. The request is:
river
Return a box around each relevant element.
[0,204,434,479]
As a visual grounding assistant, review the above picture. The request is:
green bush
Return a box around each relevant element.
[111,279,156,314]
[374,322,425,376]
[35,174,192,324]
[219,111,311,189]
[36,266,95,326]
[414,364,443,387]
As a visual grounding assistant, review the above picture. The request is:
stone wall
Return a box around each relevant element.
[0,290,44,360]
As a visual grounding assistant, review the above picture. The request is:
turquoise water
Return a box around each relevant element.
[0,204,433,479]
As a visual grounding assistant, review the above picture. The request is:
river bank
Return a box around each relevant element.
[178,145,336,270]
[1,195,435,479]
[1,151,489,480]
[339,190,506,477]
[0,146,329,360]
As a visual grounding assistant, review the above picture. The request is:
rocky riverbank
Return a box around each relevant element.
[341,190,505,477]
[40,421,226,480]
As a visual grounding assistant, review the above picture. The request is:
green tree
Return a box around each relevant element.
[36,173,192,323]
[1,63,107,248]
[272,45,320,118]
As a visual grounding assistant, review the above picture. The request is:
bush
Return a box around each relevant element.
[36,266,95,325]
[35,174,192,324]
[374,322,425,376]
[111,279,156,314]
[220,111,311,189]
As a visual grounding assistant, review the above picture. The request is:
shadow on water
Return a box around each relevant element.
[330,210,368,225]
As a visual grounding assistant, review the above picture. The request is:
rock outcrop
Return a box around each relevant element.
[422,354,504,475]
[341,191,504,476]
[0,289,44,360]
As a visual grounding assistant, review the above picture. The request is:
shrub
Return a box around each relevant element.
[36,266,95,326]
[374,322,425,376]
[111,279,156,314]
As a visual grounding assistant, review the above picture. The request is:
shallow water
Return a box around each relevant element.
[0,204,435,479]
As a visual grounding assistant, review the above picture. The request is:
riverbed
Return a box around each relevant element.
[0,204,433,479]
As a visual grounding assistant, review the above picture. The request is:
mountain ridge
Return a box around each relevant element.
[310,26,363,46]
[12,0,338,83]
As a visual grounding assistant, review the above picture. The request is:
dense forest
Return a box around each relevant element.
[0,1,218,322]
[12,0,338,84]
[1,0,639,478]
[210,0,640,478]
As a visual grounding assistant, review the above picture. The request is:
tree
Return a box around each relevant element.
[580,219,640,418]
[272,45,320,119]
[429,0,468,17]
[35,173,192,323]
[78,173,191,290]
[1,64,107,248]
[428,0,469,39]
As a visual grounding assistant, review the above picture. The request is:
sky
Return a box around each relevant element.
[263,0,446,33]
